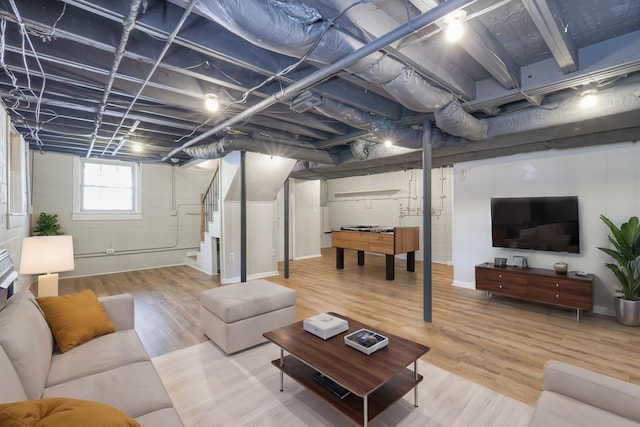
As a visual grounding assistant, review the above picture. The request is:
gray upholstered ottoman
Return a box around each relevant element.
[200,279,296,354]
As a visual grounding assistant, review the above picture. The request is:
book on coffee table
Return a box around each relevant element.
[344,328,389,355]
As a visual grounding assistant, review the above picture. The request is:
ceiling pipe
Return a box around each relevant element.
[163,0,477,161]
[86,0,142,158]
[100,0,199,157]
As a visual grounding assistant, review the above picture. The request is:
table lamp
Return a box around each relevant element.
[20,235,74,297]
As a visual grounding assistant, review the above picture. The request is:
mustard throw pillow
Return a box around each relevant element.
[0,397,141,427]
[36,290,115,353]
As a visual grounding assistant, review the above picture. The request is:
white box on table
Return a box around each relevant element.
[303,313,349,340]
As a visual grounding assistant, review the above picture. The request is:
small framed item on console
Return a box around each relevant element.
[344,328,389,355]
[494,257,507,267]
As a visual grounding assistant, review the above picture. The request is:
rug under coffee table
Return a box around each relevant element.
[263,312,430,426]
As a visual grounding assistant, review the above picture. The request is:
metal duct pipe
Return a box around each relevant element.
[434,100,488,141]
[384,68,455,111]
[313,97,429,149]
[192,0,486,139]
[164,0,476,161]
[86,0,142,157]
[183,136,341,164]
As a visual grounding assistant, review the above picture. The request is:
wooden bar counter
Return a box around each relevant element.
[331,227,419,280]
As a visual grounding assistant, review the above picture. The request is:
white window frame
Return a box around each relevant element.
[72,157,142,221]
[7,127,29,228]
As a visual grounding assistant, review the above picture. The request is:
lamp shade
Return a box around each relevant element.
[20,235,75,275]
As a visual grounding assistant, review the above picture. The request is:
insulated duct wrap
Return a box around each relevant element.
[434,101,488,140]
[196,0,354,63]
[314,98,424,149]
[183,136,339,164]
[384,68,455,111]
[194,0,486,141]
[350,140,372,160]
[183,141,226,158]
[313,98,375,128]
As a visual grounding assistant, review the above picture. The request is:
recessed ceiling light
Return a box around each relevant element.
[132,143,143,152]
[384,139,393,147]
[205,93,219,112]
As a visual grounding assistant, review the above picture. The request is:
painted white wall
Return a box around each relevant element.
[292,179,321,260]
[218,152,292,283]
[219,200,279,283]
[452,141,640,315]
[0,105,31,291]
[31,152,211,279]
[325,168,454,264]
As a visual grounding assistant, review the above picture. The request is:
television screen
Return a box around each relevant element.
[491,196,580,254]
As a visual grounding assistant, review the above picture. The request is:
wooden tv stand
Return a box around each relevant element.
[475,263,594,321]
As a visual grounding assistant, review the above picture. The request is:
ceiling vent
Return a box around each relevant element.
[290,91,323,113]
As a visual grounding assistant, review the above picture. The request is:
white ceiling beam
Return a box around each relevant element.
[410,0,520,90]
[522,0,578,73]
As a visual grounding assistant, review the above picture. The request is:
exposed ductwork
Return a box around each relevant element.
[313,97,425,149]
[194,0,487,141]
[183,136,341,164]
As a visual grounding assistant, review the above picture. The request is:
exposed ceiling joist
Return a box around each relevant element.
[522,0,578,73]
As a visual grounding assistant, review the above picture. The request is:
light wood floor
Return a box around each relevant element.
[60,248,640,406]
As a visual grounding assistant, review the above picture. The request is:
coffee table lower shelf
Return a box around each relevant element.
[271,355,423,426]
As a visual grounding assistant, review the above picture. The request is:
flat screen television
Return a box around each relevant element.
[491,196,580,254]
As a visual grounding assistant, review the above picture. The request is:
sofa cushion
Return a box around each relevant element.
[0,397,140,427]
[0,292,53,400]
[37,290,115,353]
[47,329,150,387]
[543,359,640,422]
[0,346,28,404]
[42,361,173,419]
[529,391,640,427]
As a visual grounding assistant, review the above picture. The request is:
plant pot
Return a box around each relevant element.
[614,297,640,326]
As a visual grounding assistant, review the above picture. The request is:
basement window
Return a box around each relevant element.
[72,158,142,221]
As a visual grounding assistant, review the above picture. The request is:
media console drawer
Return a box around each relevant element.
[475,264,594,321]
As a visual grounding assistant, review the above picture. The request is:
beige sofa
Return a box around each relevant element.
[0,291,183,426]
[529,360,640,426]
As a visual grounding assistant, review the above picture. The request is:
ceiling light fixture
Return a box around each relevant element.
[132,142,143,152]
[443,10,466,42]
[384,139,393,147]
[579,89,598,108]
[204,93,219,112]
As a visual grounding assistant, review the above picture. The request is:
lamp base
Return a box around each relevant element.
[37,273,59,297]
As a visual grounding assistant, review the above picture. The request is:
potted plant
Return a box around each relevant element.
[597,215,640,326]
[33,212,63,236]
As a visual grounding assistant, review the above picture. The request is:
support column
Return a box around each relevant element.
[240,151,247,283]
[423,122,432,322]
[284,178,290,278]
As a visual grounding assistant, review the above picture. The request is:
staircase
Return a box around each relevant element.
[185,168,220,275]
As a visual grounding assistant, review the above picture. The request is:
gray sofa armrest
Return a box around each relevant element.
[99,294,135,331]
[543,360,640,422]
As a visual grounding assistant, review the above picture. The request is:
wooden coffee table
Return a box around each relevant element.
[263,313,430,426]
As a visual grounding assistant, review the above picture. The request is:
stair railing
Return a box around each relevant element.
[200,168,219,241]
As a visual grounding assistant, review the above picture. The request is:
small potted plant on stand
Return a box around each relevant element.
[33,212,63,236]
[597,215,640,326]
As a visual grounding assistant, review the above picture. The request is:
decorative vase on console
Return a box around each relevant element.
[554,262,568,275]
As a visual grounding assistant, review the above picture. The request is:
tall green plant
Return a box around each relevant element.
[33,212,63,236]
[597,215,640,301]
